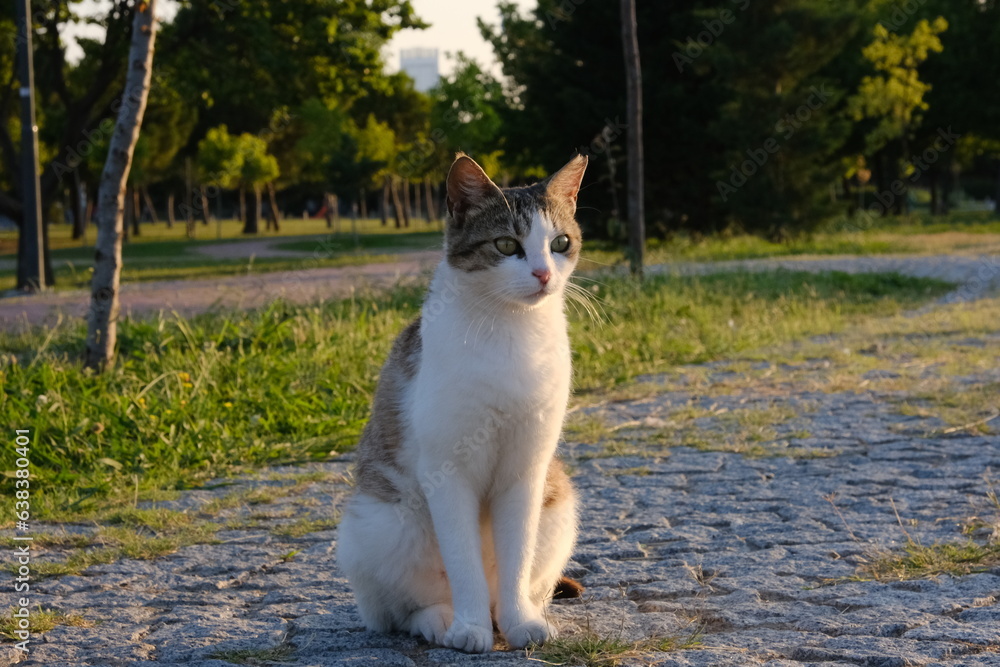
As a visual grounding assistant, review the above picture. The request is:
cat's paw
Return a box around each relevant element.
[503,617,554,649]
[408,603,453,645]
[442,617,494,653]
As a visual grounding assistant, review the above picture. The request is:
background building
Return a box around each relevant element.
[400,47,440,92]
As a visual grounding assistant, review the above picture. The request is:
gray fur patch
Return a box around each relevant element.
[353,317,422,503]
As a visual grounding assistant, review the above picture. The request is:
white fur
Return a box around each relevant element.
[337,210,578,652]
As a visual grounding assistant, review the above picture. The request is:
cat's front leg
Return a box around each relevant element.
[492,477,552,649]
[425,478,494,653]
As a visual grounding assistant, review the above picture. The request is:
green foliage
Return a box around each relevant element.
[237,134,280,188]
[197,126,243,189]
[849,18,948,154]
[196,126,279,189]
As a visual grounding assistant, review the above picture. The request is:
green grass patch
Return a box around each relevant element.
[855,539,1000,582]
[208,643,296,665]
[0,607,94,640]
[0,270,951,516]
[533,629,702,667]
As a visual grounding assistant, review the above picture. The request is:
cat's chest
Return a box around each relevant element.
[421,314,570,405]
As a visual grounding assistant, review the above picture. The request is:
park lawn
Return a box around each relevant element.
[0,216,444,255]
[0,228,445,291]
[0,269,952,520]
[2,211,998,290]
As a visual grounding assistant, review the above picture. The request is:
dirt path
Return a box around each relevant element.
[0,250,442,331]
[189,238,315,260]
[2,252,998,332]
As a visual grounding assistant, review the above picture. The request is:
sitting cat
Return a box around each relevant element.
[337,152,588,653]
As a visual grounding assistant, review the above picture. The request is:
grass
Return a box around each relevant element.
[0,225,444,291]
[0,607,94,640]
[4,209,998,290]
[0,269,953,517]
[0,511,220,579]
[532,629,702,667]
[855,540,1000,581]
[208,644,296,665]
[579,210,1000,271]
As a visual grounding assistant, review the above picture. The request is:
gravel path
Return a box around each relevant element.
[0,251,442,331]
[2,254,998,666]
[2,253,998,331]
[5,352,998,666]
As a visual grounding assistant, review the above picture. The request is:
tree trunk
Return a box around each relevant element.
[70,169,86,240]
[414,178,424,221]
[238,185,247,224]
[403,179,413,223]
[199,186,210,226]
[382,176,391,226]
[929,168,940,215]
[267,181,281,232]
[166,192,175,228]
[359,188,367,221]
[131,187,142,236]
[620,0,645,276]
[85,0,157,371]
[995,159,1000,215]
[390,176,405,228]
[324,192,334,229]
[123,186,133,242]
[243,186,260,234]
[142,186,158,224]
[424,177,437,223]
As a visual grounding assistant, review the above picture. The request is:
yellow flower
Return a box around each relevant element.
[183,382,193,389]
[178,372,191,383]
[223,402,233,409]
[137,397,146,407]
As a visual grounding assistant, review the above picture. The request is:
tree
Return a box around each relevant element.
[1,0,139,285]
[848,17,947,213]
[236,133,280,234]
[620,0,644,275]
[196,124,242,232]
[85,0,158,371]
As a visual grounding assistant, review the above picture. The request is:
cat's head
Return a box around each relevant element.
[444,153,588,308]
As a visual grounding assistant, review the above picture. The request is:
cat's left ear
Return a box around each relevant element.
[545,154,589,209]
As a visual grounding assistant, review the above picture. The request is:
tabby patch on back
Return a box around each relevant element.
[338,152,588,654]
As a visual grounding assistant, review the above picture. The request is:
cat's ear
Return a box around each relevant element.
[446,153,504,226]
[546,154,588,209]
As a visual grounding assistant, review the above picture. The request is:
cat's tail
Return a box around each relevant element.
[553,577,584,599]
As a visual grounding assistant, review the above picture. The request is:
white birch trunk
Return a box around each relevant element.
[85,0,158,371]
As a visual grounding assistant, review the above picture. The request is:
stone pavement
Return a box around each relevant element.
[4,356,999,666]
[2,257,999,666]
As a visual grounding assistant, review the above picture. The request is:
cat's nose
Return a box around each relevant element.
[532,269,551,286]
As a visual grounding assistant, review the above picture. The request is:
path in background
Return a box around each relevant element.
[0,250,442,330]
[2,252,999,330]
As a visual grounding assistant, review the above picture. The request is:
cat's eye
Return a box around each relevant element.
[550,235,571,253]
[495,237,520,256]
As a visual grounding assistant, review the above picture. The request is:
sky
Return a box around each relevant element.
[64,0,538,78]
[386,0,537,76]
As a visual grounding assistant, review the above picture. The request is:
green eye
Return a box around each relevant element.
[550,235,571,253]
[495,237,519,256]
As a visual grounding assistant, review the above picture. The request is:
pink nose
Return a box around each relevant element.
[532,269,551,285]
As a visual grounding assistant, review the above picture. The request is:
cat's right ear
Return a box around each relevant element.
[446,153,505,227]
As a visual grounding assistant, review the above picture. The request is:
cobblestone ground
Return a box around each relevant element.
[3,263,999,667]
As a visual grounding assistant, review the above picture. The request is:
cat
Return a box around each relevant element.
[337,152,588,653]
